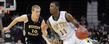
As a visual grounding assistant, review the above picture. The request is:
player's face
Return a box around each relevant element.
[32,8,40,21]
[50,3,57,15]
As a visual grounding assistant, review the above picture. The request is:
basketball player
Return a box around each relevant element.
[47,1,92,44]
[3,5,48,44]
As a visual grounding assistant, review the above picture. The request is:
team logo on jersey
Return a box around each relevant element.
[29,25,40,29]
[28,25,40,36]
[28,29,38,36]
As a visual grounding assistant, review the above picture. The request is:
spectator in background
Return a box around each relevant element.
[80,16,87,28]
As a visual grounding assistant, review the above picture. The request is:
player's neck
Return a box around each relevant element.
[31,14,38,23]
[52,11,60,21]
[52,11,59,18]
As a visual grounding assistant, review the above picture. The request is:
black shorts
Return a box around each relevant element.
[27,38,47,44]
[27,41,46,44]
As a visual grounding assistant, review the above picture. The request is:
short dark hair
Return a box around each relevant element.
[51,1,60,8]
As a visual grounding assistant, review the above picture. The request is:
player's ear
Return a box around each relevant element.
[31,9,34,13]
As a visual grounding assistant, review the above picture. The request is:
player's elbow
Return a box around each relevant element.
[14,17,19,23]
[14,16,24,22]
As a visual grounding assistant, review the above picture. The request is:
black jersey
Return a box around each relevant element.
[25,15,46,44]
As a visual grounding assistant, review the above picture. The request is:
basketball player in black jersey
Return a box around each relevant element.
[3,5,48,44]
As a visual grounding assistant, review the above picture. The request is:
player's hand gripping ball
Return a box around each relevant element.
[76,26,89,40]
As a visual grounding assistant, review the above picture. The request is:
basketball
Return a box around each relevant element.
[76,28,89,40]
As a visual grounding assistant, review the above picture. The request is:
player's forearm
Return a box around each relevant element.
[66,13,80,28]
[41,24,48,37]
[71,19,80,28]
[74,23,80,28]
[42,35,51,44]
[7,18,18,29]
[42,30,48,37]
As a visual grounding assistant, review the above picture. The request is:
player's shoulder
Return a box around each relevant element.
[39,17,44,22]
[20,14,28,18]
[47,19,50,24]
[64,11,74,22]
[60,11,66,13]
[64,11,71,16]
[47,19,52,26]
[65,11,73,18]
[48,15,52,21]
[60,11,71,16]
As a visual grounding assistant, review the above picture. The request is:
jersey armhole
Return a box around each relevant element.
[65,13,70,22]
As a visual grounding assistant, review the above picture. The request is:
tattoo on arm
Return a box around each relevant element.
[65,13,80,28]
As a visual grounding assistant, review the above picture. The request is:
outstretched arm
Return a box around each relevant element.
[3,15,28,32]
